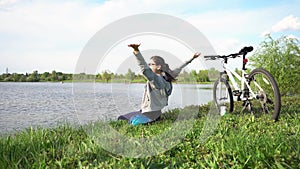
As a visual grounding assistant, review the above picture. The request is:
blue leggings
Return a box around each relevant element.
[118,110,152,126]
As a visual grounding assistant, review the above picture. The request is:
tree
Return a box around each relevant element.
[250,35,300,96]
[102,70,113,83]
[19,74,27,82]
[11,73,21,82]
[198,70,209,82]
[56,72,66,81]
[190,70,199,82]
[135,74,146,83]
[207,68,219,81]
[3,74,13,81]
[27,70,40,82]
[125,68,135,82]
[96,73,102,80]
[51,70,58,81]
[177,70,191,82]
[40,72,50,81]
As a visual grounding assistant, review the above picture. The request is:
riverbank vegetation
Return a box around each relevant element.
[0,69,220,84]
[0,96,299,168]
[0,68,219,83]
[250,35,300,96]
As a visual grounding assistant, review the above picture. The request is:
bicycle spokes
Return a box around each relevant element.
[248,69,281,121]
[213,78,234,113]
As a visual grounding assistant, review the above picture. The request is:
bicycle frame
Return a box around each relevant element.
[222,62,261,101]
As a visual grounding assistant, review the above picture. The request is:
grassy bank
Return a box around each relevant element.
[0,97,299,168]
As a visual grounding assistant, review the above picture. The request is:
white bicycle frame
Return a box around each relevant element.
[222,61,262,101]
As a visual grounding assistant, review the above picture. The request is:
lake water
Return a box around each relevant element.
[0,82,213,134]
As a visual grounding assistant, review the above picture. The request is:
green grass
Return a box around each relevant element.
[1,97,299,168]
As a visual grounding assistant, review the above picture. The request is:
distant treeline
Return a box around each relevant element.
[0,70,73,82]
[0,68,220,83]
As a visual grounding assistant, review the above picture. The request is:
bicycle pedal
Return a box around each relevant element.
[233,90,241,96]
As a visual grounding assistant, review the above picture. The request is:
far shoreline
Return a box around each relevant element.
[0,80,214,85]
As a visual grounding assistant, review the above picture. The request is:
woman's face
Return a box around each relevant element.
[148,59,161,74]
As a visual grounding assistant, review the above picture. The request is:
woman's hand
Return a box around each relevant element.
[193,52,201,59]
[128,44,141,52]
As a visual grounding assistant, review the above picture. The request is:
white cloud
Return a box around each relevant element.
[286,34,299,40]
[271,15,300,32]
[0,0,19,8]
[260,31,271,38]
[211,38,242,54]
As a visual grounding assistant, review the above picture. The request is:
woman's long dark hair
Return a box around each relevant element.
[150,56,179,82]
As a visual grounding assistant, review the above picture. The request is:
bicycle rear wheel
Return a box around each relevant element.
[213,77,234,114]
[248,68,281,121]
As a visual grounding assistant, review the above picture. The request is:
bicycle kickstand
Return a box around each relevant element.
[241,100,253,114]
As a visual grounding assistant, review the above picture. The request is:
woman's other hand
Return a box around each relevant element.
[193,52,201,59]
[128,44,141,52]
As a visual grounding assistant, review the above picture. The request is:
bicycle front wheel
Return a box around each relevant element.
[248,68,281,121]
[213,77,234,114]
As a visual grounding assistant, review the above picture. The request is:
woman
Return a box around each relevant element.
[118,44,200,125]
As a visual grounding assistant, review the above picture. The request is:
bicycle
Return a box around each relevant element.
[204,46,281,121]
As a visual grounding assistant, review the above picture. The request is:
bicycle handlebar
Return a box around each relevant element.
[239,46,253,53]
[203,55,219,60]
[204,46,253,60]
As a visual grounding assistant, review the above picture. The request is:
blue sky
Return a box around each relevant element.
[0,0,299,73]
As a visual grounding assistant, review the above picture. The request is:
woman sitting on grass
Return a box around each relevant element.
[118,44,200,125]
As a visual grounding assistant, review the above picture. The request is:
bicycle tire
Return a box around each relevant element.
[248,68,281,121]
[213,77,234,114]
